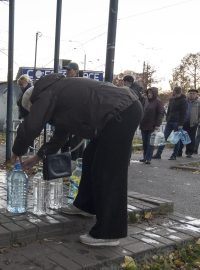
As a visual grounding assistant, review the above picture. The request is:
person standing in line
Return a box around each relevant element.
[123,75,144,104]
[63,62,79,77]
[152,86,187,160]
[17,75,34,152]
[17,74,33,119]
[11,73,143,247]
[139,87,164,164]
[178,89,200,158]
[62,62,85,160]
[122,75,144,163]
[194,125,200,154]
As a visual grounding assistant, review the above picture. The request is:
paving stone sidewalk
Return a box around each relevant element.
[0,212,200,269]
[0,167,199,269]
[0,165,173,248]
[0,144,200,269]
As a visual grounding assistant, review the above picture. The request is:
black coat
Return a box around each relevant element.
[166,94,187,125]
[12,74,139,157]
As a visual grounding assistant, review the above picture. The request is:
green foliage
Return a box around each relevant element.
[121,240,200,270]
[143,62,158,91]
[171,52,200,93]
[0,132,6,145]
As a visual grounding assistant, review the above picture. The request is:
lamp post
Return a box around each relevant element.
[33,31,42,82]
[68,40,86,70]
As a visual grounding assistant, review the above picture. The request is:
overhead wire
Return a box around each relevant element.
[119,0,194,21]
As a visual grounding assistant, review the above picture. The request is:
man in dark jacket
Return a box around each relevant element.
[178,89,200,158]
[62,62,85,160]
[153,86,187,160]
[123,75,144,104]
[12,74,143,247]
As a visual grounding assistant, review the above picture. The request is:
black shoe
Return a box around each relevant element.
[193,151,198,154]
[139,159,146,162]
[145,160,151,164]
[168,156,176,160]
[186,154,192,158]
[152,154,161,159]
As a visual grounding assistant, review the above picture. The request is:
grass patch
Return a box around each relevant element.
[121,239,200,270]
[0,132,6,145]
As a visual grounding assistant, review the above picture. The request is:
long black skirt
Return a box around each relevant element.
[74,101,143,239]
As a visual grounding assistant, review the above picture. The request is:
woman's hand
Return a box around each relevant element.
[11,154,22,164]
[22,155,41,170]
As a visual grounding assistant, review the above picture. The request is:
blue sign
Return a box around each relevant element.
[21,67,104,81]
[82,71,103,81]
[21,68,66,80]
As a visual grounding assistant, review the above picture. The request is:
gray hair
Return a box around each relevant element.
[17,74,32,85]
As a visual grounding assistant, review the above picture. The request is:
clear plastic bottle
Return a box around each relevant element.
[156,131,166,146]
[48,178,63,209]
[32,170,46,215]
[67,158,82,204]
[7,162,28,214]
[150,132,156,146]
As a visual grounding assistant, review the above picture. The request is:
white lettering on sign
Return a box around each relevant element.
[83,72,100,81]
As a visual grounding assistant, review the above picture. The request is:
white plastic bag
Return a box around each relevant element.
[150,131,165,146]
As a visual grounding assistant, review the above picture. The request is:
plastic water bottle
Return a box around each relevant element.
[67,158,82,204]
[155,131,166,146]
[48,178,63,209]
[32,170,46,215]
[150,132,156,146]
[7,162,28,214]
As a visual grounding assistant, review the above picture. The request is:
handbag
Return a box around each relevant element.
[43,152,72,180]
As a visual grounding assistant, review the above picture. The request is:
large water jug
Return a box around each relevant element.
[67,158,82,204]
[48,178,63,209]
[32,170,46,215]
[7,162,28,214]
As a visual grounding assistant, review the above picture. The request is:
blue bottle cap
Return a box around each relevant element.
[14,162,22,170]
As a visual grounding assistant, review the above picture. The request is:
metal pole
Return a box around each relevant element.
[33,32,39,83]
[104,0,119,82]
[6,0,15,161]
[54,0,62,73]
[84,54,86,70]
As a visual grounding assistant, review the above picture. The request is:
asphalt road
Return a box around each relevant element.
[128,148,200,219]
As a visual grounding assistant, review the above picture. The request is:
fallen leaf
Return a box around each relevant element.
[121,256,137,270]
[196,238,200,245]
[144,211,153,220]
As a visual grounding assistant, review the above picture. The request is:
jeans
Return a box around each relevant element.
[141,130,154,161]
[194,125,200,153]
[155,122,180,157]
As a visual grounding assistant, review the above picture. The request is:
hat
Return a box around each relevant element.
[63,62,79,71]
[123,75,134,83]
[22,86,34,112]
[188,88,198,93]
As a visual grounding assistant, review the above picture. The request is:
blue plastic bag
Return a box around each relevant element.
[167,130,182,144]
[180,130,191,145]
[167,129,191,145]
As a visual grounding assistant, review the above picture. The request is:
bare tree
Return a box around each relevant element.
[171,52,200,92]
[142,62,157,91]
